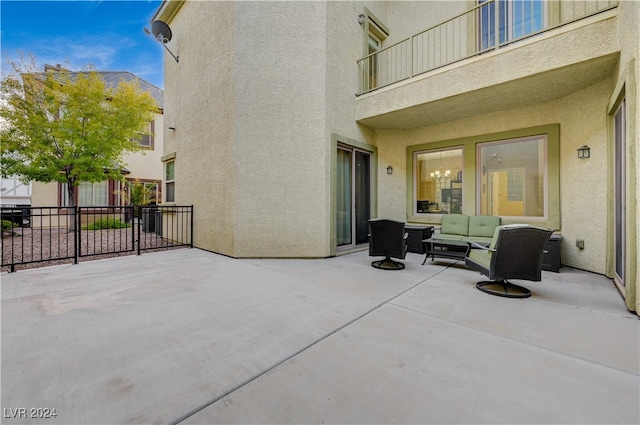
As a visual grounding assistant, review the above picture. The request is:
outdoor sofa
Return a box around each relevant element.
[434,214,501,244]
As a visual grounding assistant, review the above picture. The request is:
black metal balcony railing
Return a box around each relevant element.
[1,205,193,272]
[357,0,618,94]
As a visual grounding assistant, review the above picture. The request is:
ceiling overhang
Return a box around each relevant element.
[355,14,620,130]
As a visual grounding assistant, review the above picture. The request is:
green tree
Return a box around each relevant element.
[0,56,156,210]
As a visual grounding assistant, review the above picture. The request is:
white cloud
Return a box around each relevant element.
[7,34,136,71]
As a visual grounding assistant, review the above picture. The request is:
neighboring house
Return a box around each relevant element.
[0,175,32,227]
[152,1,639,312]
[0,176,32,207]
[30,65,164,208]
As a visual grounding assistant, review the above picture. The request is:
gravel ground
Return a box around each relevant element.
[2,226,188,272]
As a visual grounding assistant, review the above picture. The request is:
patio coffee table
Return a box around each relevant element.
[421,238,476,265]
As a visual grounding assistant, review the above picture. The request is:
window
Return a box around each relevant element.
[361,9,389,92]
[141,182,158,205]
[79,181,108,206]
[477,135,546,218]
[367,30,383,90]
[414,147,464,215]
[408,125,558,227]
[124,180,159,205]
[61,181,119,206]
[478,0,545,50]
[134,121,154,149]
[165,160,175,203]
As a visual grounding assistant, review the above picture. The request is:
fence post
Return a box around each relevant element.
[131,206,137,256]
[8,222,15,271]
[190,205,194,248]
[73,206,79,264]
[137,206,142,256]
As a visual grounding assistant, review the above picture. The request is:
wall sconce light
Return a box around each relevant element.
[168,124,176,130]
[358,14,366,24]
[387,165,393,175]
[577,145,590,159]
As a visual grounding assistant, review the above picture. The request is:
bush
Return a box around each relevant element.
[1,220,18,237]
[83,218,131,230]
[2,220,16,231]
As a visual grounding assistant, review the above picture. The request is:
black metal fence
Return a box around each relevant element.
[2,205,193,272]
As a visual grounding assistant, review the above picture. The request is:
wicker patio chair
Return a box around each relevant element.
[465,225,553,298]
[368,219,409,270]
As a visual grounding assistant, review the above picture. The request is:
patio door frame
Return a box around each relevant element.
[606,74,636,311]
[336,145,371,251]
[478,0,547,51]
[613,99,626,289]
[331,134,377,255]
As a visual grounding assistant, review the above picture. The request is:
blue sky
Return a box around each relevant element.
[1,0,165,88]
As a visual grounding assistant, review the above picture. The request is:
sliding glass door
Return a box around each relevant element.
[614,100,626,286]
[337,146,371,249]
[478,0,545,51]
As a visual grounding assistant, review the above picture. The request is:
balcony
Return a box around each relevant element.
[355,0,620,129]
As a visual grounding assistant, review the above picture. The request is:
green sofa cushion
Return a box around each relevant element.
[468,215,501,238]
[440,214,469,236]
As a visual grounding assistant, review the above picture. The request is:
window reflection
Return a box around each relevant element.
[478,0,545,50]
[415,148,463,215]
[477,136,546,218]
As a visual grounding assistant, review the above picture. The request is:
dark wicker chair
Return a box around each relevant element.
[465,225,553,298]
[368,219,409,270]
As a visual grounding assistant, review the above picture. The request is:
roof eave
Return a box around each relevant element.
[152,0,185,25]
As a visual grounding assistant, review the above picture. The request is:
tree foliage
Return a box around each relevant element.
[0,56,156,208]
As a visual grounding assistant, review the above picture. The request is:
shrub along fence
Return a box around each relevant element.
[1,205,193,272]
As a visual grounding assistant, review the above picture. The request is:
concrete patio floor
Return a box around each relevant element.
[1,248,638,424]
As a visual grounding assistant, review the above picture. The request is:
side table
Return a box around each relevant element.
[405,225,434,254]
[542,233,562,272]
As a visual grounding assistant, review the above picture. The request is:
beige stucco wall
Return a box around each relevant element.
[158,1,473,258]
[162,1,367,258]
[161,1,236,255]
[122,112,164,183]
[386,1,468,43]
[374,77,614,274]
[232,1,329,257]
[30,182,58,207]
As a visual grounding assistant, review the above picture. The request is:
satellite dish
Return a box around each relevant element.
[151,20,173,44]
[145,20,179,62]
